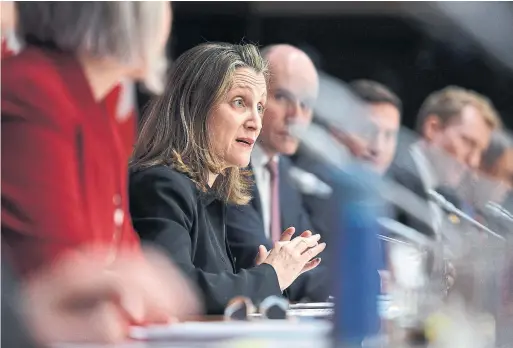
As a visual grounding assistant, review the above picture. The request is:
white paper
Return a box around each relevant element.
[129,320,332,341]
[289,302,334,310]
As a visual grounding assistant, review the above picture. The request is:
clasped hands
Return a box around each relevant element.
[255,227,326,291]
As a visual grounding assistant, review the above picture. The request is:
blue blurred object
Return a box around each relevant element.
[331,164,385,346]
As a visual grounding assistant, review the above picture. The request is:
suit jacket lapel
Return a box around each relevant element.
[392,149,428,200]
[389,149,437,237]
[248,164,263,218]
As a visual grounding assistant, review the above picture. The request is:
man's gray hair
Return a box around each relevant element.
[16,1,169,94]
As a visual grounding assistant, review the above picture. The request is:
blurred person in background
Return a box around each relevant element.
[292,79,402,242]
[2,1,170,279]
[479,130,513,205]
[384,87,502,297]
[459,130,513,237]
[2,247,200,346]
[290,79,401,296]
[390,86,502,238]
[130,42,325,314]
[1,1,141,161]
[457,130,513,215]
[344,79,402,175]
[1,4,202,342]
[225,44,325,301]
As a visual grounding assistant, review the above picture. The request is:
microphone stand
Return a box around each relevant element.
[486,202,513,222]
[378,217,435,249]
[427,190,505,241]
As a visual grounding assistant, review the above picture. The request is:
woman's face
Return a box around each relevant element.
[208,67,267,169]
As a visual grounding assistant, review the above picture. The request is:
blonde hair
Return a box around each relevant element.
[131,42,268,205]
[416,86,502,133]
[15,1,169,94]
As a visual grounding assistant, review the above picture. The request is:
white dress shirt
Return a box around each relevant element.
[251,144,279,240]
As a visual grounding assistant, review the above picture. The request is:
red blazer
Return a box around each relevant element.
[2,37,138,161]
[1,46,141,276]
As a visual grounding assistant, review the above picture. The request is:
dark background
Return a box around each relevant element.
[140,1,513,131]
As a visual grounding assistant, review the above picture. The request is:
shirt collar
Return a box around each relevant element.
[251,143,279,169]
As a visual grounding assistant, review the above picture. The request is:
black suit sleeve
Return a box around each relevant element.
[129,167,282,314]
[226,203,273,271]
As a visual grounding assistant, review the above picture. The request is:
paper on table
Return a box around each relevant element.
[130,321,332,341]
[287,308,334,318]
[247,308,334,319]
[289,303,334,310]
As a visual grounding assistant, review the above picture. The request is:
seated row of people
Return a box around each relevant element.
[3,5,512,345]
[2,2,325,322]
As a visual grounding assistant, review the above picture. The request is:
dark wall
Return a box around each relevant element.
[140,1,513,130]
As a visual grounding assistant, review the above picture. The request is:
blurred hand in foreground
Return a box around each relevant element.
[20,246,202,344]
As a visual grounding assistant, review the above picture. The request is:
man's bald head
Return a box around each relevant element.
[261,44,318,93]
[261,44,312,61]
[257,44,319,157]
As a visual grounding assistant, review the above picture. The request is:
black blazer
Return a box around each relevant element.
[226,156,314,270]
[129,165,282,315]
[226,157,330,301]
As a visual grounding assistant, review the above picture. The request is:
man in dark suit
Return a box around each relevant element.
[472,130,513,237]
[226,44,324,301]
[292,80,402,244]
[389,86,502,238]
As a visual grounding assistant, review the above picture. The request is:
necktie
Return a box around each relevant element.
[266,160,282,242]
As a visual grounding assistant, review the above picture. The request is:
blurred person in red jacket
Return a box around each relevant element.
[1,1,139,162]
[1,2,170,275]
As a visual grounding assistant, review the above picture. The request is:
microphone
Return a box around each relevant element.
[485,201,513,222]
[224,297,255,321]
[288,166,333,198]
[427,189,505,241]
[259,296,289,320]
[377,217,435,249]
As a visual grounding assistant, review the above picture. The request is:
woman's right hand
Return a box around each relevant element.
[261,227,326,291]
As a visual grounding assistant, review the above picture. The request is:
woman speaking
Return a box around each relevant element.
[130,42,326,314]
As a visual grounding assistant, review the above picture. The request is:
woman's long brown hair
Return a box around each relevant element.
[131,42,268,204]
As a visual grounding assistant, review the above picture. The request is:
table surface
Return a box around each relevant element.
[54,339,333,348]
[52,308,335,348]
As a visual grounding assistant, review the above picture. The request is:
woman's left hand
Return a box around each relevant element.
[255,229,313,266]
